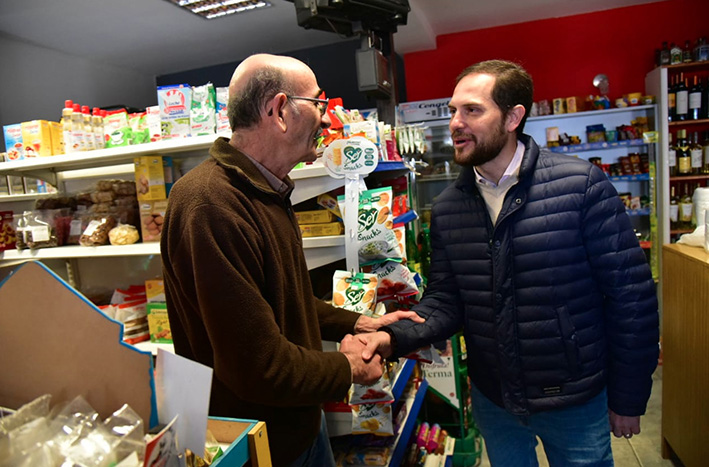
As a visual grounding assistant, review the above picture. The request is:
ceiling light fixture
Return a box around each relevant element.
[166,0,272,19]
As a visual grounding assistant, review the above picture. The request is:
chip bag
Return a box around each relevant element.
[351,403,394,436]
[337,186,403,265]
[348,367,394,406]
[332,270,378,316]
[361,259,418,301]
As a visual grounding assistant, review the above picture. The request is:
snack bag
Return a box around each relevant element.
[332,270,378,316]
[128,112,149,145]
[337,187,403,265]
[190,82,216,136]
[104,109,132,148]
[79,215,117,246]
[348,368,394,406]
[361,259,418,301]
[351,403,394,436]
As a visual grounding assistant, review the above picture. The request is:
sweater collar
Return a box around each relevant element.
[209,137,295,198]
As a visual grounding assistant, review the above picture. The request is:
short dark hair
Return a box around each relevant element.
[457,60,533,137]
[227,67,296,130]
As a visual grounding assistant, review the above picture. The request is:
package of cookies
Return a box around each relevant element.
[332,270,378,316]
[79,214,117,246]
[139,199,167,242]
[351,402,394,436]
[337,186,403,265]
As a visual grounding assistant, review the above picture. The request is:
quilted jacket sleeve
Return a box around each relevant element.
[582,164,659,416]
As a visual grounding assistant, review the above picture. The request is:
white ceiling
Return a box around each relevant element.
[0,0,660,77]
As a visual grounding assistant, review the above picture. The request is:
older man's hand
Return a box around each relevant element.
[354,311,424,333]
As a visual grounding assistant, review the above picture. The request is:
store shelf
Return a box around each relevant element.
[528,105,656,123]
[669,174,709,182]
[0,235,345,270]
[668,118,709,127]
[608,174,650,182]
[547,139,646,153]
[0,192,56,203]
[132,341,175,355]
[388,379,429,467]
[662,61,709,71]
[627,208,651,216]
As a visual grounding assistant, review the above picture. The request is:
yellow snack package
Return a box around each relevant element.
[332,270,378,316]
[351,402,394,436]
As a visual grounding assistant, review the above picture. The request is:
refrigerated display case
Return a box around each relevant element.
[396,98,457,229]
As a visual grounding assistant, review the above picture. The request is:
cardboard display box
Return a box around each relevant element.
[0,261,271,466]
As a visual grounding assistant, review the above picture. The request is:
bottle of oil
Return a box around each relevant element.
[82,105,95,151]
[71,103,85,152]
[61,100,74,154]
[92,107,105,150]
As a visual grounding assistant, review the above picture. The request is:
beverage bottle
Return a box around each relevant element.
[660,41,671,65]
[702,77,709,120]
[419,225,432,282]
[677,129,691,175]
[702,131,709,175]
[689,75,702,120]
[71,103,85,151]
[92,107,105,150]
[61,100,74,154]
[669,185,679,230]
[82,105,95,151]
[679,183,694,229]
[667,75,676,122]
[668,132,677,176]
[683,40,693,63]
[690,131,703,174]
[405,225,421,275]
[670,42,682,65]
[675,74,689,121]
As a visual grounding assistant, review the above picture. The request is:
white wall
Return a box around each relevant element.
[0,34,157,150]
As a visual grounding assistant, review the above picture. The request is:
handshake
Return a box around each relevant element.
[339,310,425,385]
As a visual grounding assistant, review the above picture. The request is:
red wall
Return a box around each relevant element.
[403,0,709,104]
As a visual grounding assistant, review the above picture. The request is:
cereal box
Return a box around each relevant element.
[3,124,24,161]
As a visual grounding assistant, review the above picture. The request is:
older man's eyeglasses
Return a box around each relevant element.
[286,95,329,116]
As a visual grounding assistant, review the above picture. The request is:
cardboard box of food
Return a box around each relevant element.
[145,278,165,303]
[295,209,336,224]
[3,123,24,160]
[135,155,167,201]
[21,120,53,157]
[49,121,63,155]
[147,302,172,343]
[139,199,167,242]
[299,222,344,237]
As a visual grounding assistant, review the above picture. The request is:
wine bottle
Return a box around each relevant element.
[675,74,689,121]
[691,131,703,175]
[689,75,702,120]
[669,185,679,230]
[679,183,693,229]
[702,131,709,175]
[677,129,691,175]
[668,132,677,177]
[668,75,676,123]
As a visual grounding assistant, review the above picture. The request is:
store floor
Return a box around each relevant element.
[477,367,683,466]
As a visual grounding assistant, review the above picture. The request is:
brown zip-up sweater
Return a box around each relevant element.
[161,138,359,465]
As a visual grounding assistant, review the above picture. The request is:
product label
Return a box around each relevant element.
[676,91,688,115]
[689,92,702,110]
[679,157,691,174]
[691,149,703,168]
[669,204,679,223]
[704,146,709,165]
[668,148,676,167]
[680,203,693,222]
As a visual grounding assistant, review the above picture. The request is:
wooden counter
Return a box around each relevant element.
[661,244,709,467]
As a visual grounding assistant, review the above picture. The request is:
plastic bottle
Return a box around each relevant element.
[92,107,105,150]
[71,103,85,151]
[61,100,74,154]
[82,105,95,151]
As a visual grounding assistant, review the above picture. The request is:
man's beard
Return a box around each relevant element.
[453,121,508,167]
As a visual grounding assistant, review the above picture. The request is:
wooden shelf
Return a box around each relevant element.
[668,118,709,127]
[661,61,709,71]
[669,174,709,182]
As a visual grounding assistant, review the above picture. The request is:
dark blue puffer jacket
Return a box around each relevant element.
[387,135,659,417]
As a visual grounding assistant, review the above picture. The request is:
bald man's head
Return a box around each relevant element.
[227,54,314,131]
